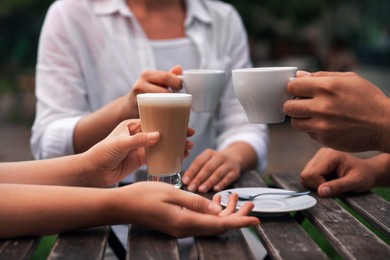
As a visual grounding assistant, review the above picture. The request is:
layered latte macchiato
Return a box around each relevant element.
[137,93,192,188]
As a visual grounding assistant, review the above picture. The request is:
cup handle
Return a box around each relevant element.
[177,75,185,90]
[289,77,308,100]
[169,75,183,93]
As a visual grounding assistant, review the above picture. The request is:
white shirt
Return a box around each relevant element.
[150,38,200,72]
[31,0,269,172]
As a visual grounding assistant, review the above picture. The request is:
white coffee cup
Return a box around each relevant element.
[179,69,225,112]
[232,67,298,124]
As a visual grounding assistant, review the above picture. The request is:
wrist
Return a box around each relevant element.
[377,97,390,153]
[119,95,139,119]
[83,188,122,227]
[73,151,104,187]
[370,154,390,187]
[99,188,122,224]
[221,142,257,170]
[105,186,138,224]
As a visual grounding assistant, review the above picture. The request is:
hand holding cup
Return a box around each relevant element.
[232,67,298,124]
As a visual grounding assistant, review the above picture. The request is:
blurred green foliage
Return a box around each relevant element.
[0,0,52,72]
[0,0,389,92]
[224,0,389,42]
[225,0,338,38]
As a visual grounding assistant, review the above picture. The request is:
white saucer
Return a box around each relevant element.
[216,187,317,217]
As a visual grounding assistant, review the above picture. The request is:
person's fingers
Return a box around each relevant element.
[133,68,185,95]
[182,151,211,187]
[217,194,257,222]
[185,141,194,151]
[166,191,259,237]
[289,117,318,132]
[113,132,160,154]
[287,77,316,98]
[171,211,259,237]
[300,169,328,190]
[219,192,239,216]
[188,153,224,193]
[196,159,227,193]
[296,70,311,77]
[170,189,223,215]
[235,202,255,216]
[212,170,239,192]
[300,148,341,189]
[187,128,195,137]
[120,119,142,135]
[184,141,194,158]
[140,70,180,88]
[212,194,222,205]
[131,132,160,147]
[198,166,230,192]
[169,65,182,75]
[183,128,195,158]
[104,119,138,138]
[289,116,335,134]
[105,120,160,151]
[287,74,345,98]
[168,65,183,91]
[317,169,365,197]
[309,71,357,78]
[134,80,172,93]
[283,99,313,118]
[317,177,354,197]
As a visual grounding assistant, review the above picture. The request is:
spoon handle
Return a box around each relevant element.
[251,191,309,199]
[228,190,310,200]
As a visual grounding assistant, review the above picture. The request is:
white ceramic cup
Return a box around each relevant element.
[232,67,298,124]
[179,69,225,112]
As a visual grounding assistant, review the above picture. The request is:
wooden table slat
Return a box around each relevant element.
[2,170,389,259]
[256,215,328,260]
[48,226,109,260]
[0,237,40,259]
[127,224,180,260]
[234,171,328,259]
[195,229,255,260]
[340,193,390,239]
[271,172,390,259]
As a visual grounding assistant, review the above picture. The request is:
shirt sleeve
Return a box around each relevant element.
[31,2,90,159]
[216,6,269,173]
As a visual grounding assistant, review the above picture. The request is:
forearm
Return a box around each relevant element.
[73,96,130,153]
[0,154,96,187]
[377,96,390,153]
[221,142,258,171]
[0,184,119,239]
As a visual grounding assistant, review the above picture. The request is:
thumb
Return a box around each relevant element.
[317,175,356,197]
[296,70,311,77]
[122,132,160,151]
[169,65,182,75]
[310,71,349,77]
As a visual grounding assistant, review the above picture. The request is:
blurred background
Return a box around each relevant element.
[0,0,389,164]
[230,0,390,92]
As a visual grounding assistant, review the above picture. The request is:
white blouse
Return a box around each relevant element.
[31,0,269,172]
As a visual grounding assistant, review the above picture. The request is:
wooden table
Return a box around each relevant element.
[1,171,389,259]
